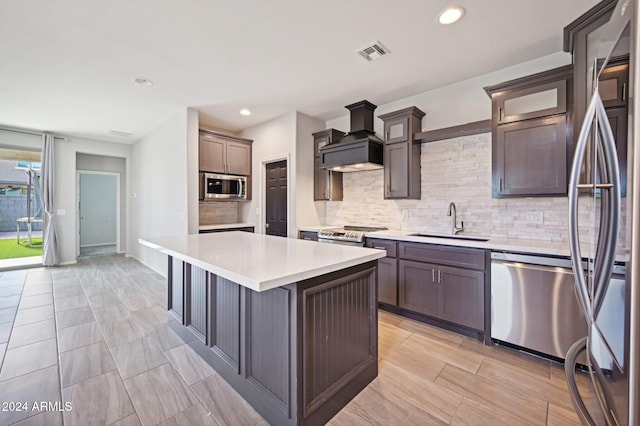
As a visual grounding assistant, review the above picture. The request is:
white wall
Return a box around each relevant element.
[239,112,296,235]
[130,109,189,274]
[295,112,326,227]
[186,108,200,235]
[326,52,571,133]
[56,136,131,264]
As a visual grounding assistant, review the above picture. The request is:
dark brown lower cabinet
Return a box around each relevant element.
[377,257,398,305]
[398,260,438,316]
[166,257,378,426]
[437,265,484,330]
[298,231,319,241]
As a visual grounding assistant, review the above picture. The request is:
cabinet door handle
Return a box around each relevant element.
[498,107,503,121]
[303,237,311,241]
[373,246,386,250]
[622,82,627,102]
[432,269,435,283]
[386,184,390,197]
[437,269,442,284]
[499,178,503,192]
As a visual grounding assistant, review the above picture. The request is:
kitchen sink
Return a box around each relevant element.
[409,233,489,242]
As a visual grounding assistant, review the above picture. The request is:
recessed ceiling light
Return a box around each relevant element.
[438,6,465,25]
[240,108,251,116]
[133,77,153,86]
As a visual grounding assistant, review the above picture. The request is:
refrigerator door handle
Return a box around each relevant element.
[565,337,598,426]
[592,96,621,312]
[568,92,599,319]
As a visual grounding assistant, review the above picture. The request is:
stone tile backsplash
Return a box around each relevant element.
[326,132,627,247]
[199,201,239,225]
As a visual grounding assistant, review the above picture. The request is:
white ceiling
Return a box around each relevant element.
[0,0,599,143]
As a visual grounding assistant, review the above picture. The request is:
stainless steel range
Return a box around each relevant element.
[317,225,388,246]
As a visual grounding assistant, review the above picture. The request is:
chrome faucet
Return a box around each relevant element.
[447,202,464,235]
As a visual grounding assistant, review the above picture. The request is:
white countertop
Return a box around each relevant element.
[297,226,629,261]
[139,232,386,292]
[199,223,255,231]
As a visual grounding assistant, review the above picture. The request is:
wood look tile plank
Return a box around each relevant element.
[111,335,168,379]
[60,341,117,387]
[131,305,169,331]
[21,284,52,297]
[0,366,61,425]
[451,396,536,426]
[108,413,142,426]
[400,333,484,374]
[374,359,462,423]
[377,310,403,326]
[125,363,199,426]
[57,321,104,352]
[11,411,63,426]
[146,321,196,352]
[55,306,95,330]
[52,284,84,299]
[547,403,581,426]
[461,338,551,380]
[18,293,53,310]
[164,343,216,385]
[0,294,20,309]
[338,381,419,425]
[101,319,146,348]
[0,342,6,365]
[328,408,376,425]
[92,303,133,325]
[121,294,156,311]
[0,284,24,297]
[54,294,89,312]
[8,318,56,348]
[0,306,17,323]
[157,403,218,426]
[477,357,575,412]
[0,321,10,343]
[396,317,466,347]
[63,370,135,426]
[435,364,548,425]
[13,304,54,326]
[191,372,264,426]
[0,338,58,381]
[87,293,120,308]
[383,342,447,382]
[378,321,412,359]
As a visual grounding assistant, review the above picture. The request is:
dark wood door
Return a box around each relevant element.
[437,265,484,331]
[265,160,287,237]
[495,115,567,197]
[384,142,409,199]
[199,134,226,173]
[398,260,438,316]
[377,257,398,305]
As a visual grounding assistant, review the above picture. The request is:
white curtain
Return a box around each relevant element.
[41,133,59,265]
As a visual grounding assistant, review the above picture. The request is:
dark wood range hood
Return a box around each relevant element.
[319,100,384,172]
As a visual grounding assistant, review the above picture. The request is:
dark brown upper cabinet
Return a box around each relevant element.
[379,106,425,200]
[312,129,345,201]
[199,131,252,176]
[484,65,573,198]
[598,61,629,108]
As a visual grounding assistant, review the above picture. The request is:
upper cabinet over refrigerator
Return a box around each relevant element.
[563,0,638,425]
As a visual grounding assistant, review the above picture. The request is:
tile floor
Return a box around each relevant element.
[0,255,598,425]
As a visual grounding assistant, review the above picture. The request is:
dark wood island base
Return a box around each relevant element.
[166,257,379,426]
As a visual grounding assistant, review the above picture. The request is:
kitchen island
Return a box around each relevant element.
[139,232,386,426]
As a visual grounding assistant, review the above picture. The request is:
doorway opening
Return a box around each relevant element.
[0,147,43,269]
[265,159,288,237]
[77,171,120,257]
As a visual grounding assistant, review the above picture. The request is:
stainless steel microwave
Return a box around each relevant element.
[200,173,247,200]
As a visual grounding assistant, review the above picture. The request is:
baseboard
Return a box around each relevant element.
[126,253,167,278]
[79,242,117,248]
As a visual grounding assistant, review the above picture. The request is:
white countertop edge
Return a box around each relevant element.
[199,223,255,230]
[139,237,385,292]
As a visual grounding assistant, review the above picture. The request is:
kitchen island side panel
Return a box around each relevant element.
[169,258,378,426]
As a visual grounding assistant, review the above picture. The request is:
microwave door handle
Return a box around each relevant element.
[238,179,243,197]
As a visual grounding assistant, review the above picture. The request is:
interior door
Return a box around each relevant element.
[265,160,287,237]
[79,173,117,253]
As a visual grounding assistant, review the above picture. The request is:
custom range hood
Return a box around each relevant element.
[319,100,384,172]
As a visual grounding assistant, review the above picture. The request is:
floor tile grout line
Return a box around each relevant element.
[0,274,27,373]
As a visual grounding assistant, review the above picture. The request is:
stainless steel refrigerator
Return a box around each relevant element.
[565,0,639,425]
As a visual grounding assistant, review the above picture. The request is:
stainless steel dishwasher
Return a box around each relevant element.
[491,252,588,360]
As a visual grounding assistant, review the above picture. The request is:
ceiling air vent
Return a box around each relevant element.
[356,41,389,62]
[106,130,132,138]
